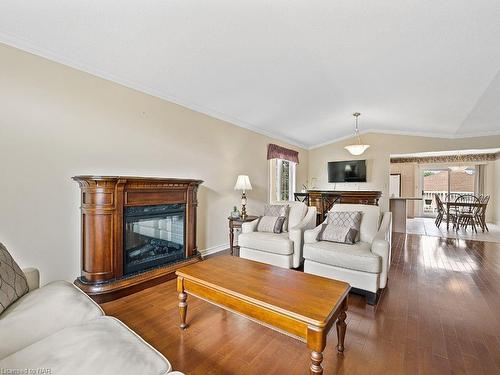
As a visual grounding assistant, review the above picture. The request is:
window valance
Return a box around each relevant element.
[267,144,299,164]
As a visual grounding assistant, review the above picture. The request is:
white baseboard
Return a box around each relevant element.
[199,243,229,257]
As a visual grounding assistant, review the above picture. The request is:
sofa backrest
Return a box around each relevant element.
[330,204,381,243]
[270,201,308,230]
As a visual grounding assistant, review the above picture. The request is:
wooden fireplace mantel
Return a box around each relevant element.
[72,176,203,302]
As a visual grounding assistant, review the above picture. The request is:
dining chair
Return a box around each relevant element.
[320,192,341,222]
[435,194,444,226]
[294,192,310,206]
[475,195,490,232]
[454,195,480,233]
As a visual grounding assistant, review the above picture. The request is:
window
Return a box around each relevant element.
[269,159,296,202]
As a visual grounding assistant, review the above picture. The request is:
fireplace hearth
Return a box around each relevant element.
[72,176,203,302]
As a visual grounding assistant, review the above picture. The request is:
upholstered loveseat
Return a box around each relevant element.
[238,201,317,269]
[303,204,392,304]
[0,267,183,374]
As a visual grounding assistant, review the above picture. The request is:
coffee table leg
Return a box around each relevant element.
[177,277,188,329]
[310,351,323,375]
[307,326,326,375]
[336,300,348,353]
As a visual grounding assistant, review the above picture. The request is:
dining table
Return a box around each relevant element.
[445,200,487,231]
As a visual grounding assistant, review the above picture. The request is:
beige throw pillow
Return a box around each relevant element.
[257,216,286,233]
[0,243,29,314]
[263,204,290,231]
[317,211,362,244]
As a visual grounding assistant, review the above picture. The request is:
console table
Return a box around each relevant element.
[307,190,382,223]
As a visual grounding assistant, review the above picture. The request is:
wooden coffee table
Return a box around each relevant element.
[175,256,350,374]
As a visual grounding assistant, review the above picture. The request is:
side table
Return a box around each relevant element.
[228,215,259,255]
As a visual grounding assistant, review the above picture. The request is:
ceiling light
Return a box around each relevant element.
[345,112,370,156]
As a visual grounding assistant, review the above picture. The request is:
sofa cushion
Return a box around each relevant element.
[303,241,381,273]
[0,243,29,315]
[0,316,172,375]
[0,280,103,359]
[330,204,381,243]
[238,232,293,255]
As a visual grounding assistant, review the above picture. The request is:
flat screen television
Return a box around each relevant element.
[328,160,367,183]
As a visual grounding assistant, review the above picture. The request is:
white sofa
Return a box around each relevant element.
[303,204,392,305]
[238,201,317,268]
[0,268,183,375]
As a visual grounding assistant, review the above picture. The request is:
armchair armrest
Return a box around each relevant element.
[288,207,317,268]
[22,267,40,291]
[289,206,317,233]
[304,224,323,244]
[371,212,392,288]
[241,219,259,234]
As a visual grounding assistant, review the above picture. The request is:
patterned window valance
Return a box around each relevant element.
[267,144,299,164]
[391,153,496,164]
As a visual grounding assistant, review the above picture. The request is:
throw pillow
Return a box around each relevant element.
[0,242,29,314]
[263,204,290,231]
[317,211,362,244]
[256,216,287,234]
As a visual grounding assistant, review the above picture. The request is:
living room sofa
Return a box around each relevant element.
[0,267,183,375]
[303,204,392,304]
[238,201,317,268]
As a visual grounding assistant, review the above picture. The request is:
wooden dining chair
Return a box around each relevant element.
[320,192,341,222]
[475,195,490,232]
[434,194,446,227]
[454,195,480,233]
[294,192,310,206]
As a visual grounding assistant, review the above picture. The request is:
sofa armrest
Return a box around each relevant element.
[241,219,259,233]
[304,224,323,244]
[371,212,392,288]
[22,267,40,291]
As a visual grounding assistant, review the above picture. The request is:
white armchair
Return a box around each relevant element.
[303,204,392,305]
[238,201,317,268]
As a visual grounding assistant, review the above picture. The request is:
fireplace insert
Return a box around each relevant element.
[123,204,186,276]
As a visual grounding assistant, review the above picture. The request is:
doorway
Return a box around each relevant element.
[420,166,476,217]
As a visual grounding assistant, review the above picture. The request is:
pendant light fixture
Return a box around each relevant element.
[344,112,370,156]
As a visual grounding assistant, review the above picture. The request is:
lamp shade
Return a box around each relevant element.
[234,175,252,191]
[344,144,370,156]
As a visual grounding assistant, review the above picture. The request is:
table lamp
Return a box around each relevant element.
[234,175,252,219]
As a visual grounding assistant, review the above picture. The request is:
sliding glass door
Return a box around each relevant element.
[420,166,476,217]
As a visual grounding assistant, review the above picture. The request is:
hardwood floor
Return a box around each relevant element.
[101,234,500,374]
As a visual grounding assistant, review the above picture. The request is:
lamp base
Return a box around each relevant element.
[241,192,248,219]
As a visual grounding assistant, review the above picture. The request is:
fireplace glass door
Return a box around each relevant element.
[124,204,186,276]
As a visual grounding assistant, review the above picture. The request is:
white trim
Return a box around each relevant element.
[199,243,228,257]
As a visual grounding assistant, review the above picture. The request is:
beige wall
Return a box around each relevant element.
[308,133,500,221]
[496,158,500,224]
[0,43,308,283]
[389,163,418,217]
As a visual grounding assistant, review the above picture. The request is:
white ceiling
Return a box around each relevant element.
[1,1,500,149]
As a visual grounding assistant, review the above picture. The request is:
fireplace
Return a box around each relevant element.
[124,204,186,275]
[72,176,203,302]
